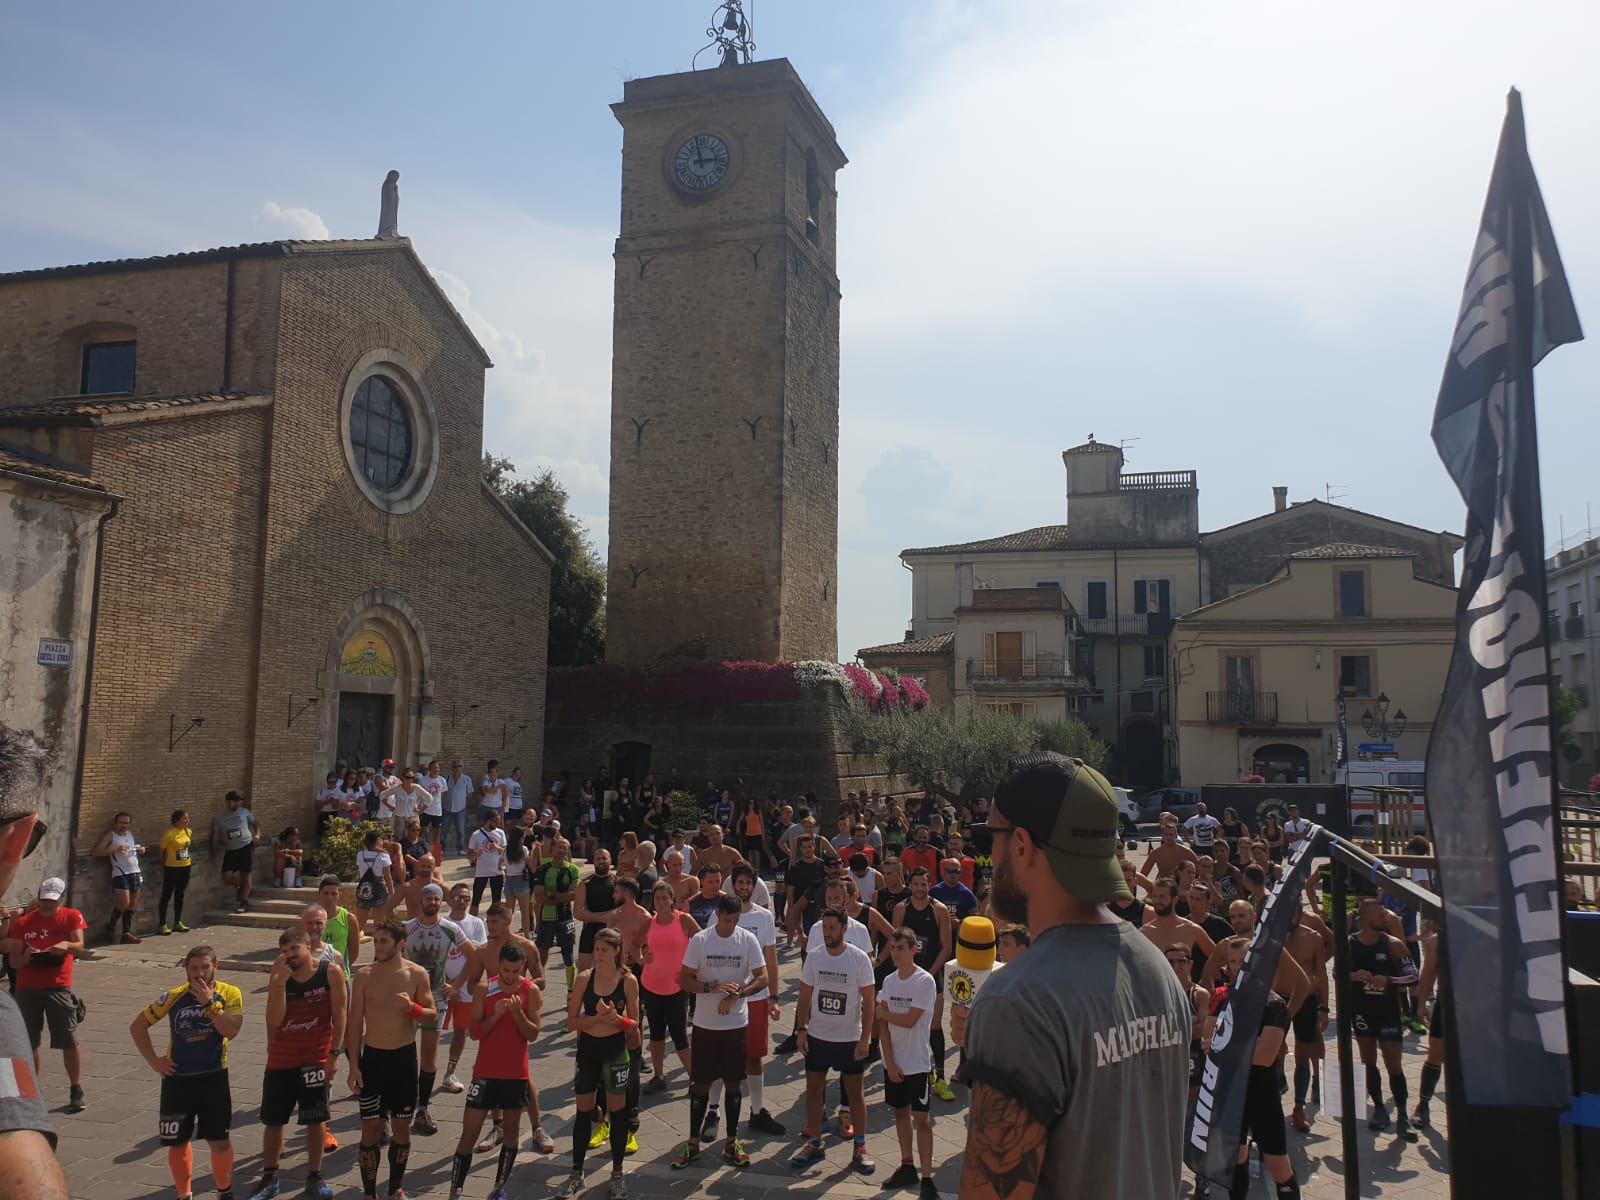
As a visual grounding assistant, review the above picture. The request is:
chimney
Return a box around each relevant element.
[1272,486,1288,513]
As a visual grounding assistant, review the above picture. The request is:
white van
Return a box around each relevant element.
[1333,761,1426,837]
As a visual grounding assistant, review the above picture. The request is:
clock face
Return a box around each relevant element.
[672,133,731,193]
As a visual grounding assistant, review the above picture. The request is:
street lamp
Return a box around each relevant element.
[1360,692,1407,742]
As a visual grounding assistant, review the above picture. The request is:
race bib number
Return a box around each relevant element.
[915,936,928,953]
[158,1114,184,1140]
[467,1079,487,1104]
[301,1063,327,1089]
[227,826,250,846]
[177,847,191,863]
[818,990,846,1016]
[606,1054,633,1092]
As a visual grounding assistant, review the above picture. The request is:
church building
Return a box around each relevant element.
[0,223,552,911]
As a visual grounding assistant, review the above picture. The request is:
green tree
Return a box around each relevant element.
[1553,684,1582,749]
[484,454,606,666]
[839,702,1108,806]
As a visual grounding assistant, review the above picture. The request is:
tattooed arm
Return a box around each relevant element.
[959,1082,1047,1200]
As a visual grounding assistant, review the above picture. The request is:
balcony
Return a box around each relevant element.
[1120,470,1198,491]
[967,657,1076,685]
[1079,614,1150,637]
[1206,690,1279,724]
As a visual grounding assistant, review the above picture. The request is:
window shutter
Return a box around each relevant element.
[1133,579,1146,614]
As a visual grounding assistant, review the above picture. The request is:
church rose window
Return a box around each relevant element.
[349,374,413,491]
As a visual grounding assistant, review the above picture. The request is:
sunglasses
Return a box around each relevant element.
[0,813,47,859]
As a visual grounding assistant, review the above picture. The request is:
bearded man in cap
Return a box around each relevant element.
[958,753,1191,1200]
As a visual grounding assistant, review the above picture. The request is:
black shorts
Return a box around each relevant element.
[537,917,575,957]
[575,1038,635,1097]
[1237,1065,1287,1156]
[359,1044,418,1121]
[466,1076,532,1111]
[689,1025,747,1086]
[804,1036,865,1077]
[884,1070,931,1112]
[16,988,78,1050]
[1428,997,1449,1041]
[642,986,688,1052]
[1348,1003,1403,1044]
[113,872,144,893]
[578,922,604,955]
[260,1064,331,1127]
[1292,996,1322,1043]
[221,846,255,875]
[420,813,443,831]
[160,1070,233,1145]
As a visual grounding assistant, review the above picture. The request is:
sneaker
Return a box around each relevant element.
[1396,1113,1419,1143]
[486,1189,505,1200]
[412,1107,437,1136]
[774,1033,799,1055]
[440,1072,465,1094]
[608,1174,628,1200]
[748,1108,786,1136]
[644,1075,667,1095]
[246,1181,279,1200]
[588,1120,611,1150]
[323,1129,340,1153]
[884,1162,920,1189]
[159,924,172,936]
[234,903,249,914]
[556,1171,585,1198]
[852,1143,877,1176]
[789,1139,826,1170]
[918,1180,939,1200]
[1413,1102,1431,1130]
[931,1078,956,1103]
[387,1190,406,1198]
[1403,1015,1428,1035]
[825,1108,854,1140]
[723,1138,751,1168]
[122,931,142,945]
[624,1130,638,1156]
[699,1106,720,1143]
[640,1058,653,1075]
[530,1124,556,1154]
[475,1123,498,1153]
[1290,1106,1311,1133]
[302,1174,333,1200]
[220,1191,235,1200]
[66,1085,85,1113]
[1368,1102,1390,1132]
[670,1141,700,1169]
[174,921,190,933]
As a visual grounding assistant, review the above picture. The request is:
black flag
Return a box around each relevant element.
[1185,834,1319,1185]
[1427,89,1582,1108]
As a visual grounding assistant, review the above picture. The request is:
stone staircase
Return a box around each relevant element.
[202,883,335,930]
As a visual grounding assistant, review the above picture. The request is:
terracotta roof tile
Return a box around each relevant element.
[0,443,106,493]
[0,391,269,426]
[857,631,955,657]
[1288,542,1411,560]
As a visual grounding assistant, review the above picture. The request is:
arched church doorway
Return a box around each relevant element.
[1252,742,1310,784]
[317,591,433,790]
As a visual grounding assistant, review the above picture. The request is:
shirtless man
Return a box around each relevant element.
[661,850,698,911]
[1201,901,1312,1016]
[1284,898,1330,1132]
[395,857,441,923]
[1139,877,1216,977]
[606,877,654,970]
[1142,825,1198,884]
[345,920,433,1200]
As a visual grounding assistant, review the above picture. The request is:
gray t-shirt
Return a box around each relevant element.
[213,807,254,851]
[958,920,1191,1200]
[0,990,55,1145]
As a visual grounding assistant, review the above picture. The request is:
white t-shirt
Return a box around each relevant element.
[751,876,772,910]
[1284,817,1312,842]
[879,964,937,1074]
[419,775,446,817]
[1183,814,1222,847]
[800,943,876,1043]
[469,828,507,877]
[447,914,488,980]
[479,776,504,811]
[505,779,525,811]
[806,914,875,959]
[737,904,778,1002]
[385,784,426,820]
[849,868,878,906]
[356,849,392,881]
[681,925,764,1031]
[316,787,342,815]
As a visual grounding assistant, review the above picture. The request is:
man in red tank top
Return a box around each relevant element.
[247,926,346,1200]
[447,942,542,1200]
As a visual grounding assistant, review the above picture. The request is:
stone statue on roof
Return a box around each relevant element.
[377,170,400,239]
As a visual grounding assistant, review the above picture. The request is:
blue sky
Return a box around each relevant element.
[4,1,1598,662]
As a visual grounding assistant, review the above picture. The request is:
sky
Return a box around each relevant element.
[4,1,1598,663]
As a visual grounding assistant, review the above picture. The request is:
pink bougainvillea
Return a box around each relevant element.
[898,676,930,710]
[842,663,885,709]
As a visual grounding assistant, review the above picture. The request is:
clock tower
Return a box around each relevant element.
[604,58,846,666]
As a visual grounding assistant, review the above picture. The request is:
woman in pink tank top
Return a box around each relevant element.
[639,879,700,1088]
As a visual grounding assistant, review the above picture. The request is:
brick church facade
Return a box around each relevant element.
[0,237,551,915]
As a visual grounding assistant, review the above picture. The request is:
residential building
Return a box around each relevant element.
[1172,545,1455,785]
[1547,537,1600,786]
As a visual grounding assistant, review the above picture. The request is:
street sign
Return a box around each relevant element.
[37,639,71,667]
[1357,741,1394,754]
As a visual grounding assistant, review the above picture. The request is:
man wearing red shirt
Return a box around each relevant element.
[898,828,942,879]
[5,876,87,1111]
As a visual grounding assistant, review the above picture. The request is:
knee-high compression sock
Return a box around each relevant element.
[724,1086,742,1140]
[609,1112,630,1169]
[1419,1062,1442,1102]
[931,1029,947,1079]
[689,1090,710,1145]
[1230,1162,1251,1200]
[1294,1061,1311,1107]
[572,1110,593,1170]
[358,1143,381,1197]
[418,1070,436,1108]
[122,910,134,935]
[210,1143,234,1192]
[1389,1073,1408,1113]
[496,1144,518,1186]
[1365,1062,1384,1106]
[1276,1176,1302,1199]
[167,1145,194,1194]
[386,1141,411,1193]
[451,1150,473,1191]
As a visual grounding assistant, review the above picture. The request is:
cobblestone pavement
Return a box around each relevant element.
[40,870,1453,1198]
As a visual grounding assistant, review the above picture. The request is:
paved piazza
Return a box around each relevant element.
[46,867,1453,1199]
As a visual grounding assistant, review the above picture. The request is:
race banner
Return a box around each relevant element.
[1427,88,1581,1108]
[1185,831,1319,1184]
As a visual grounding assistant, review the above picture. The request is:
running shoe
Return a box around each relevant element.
[748,1108,786,1136]
[699,1106,720,1143]
[1396,1113,1419,1143]
[789,1139,826,1170]
[412,1107,437,1136]
[487,1189,506,1200]
[122,932,142,944]
[556,1171,585,1198]
[1412,1102,1430,1130]
[884,1163,920,1189]
[723,1138,751,1167]
[670,1141,701,1169]
[1403,1015,1428,1035]
[158,924,172,936]
[174,921,190,932]
[918,1179,939,1200]
[302,1173,333,1200]
[624,1130,638,1156]
[588,1120,610,1150]
[529,1124,556,1154]
[643,1075,667,1094]
[931,1078,956,1103]
[824,1108,854,1139]
[323,1129,340,1153]
[608,1174,629,1200]
[246,1180,279,1200]
[475,1123,498,1153]
[67,1085,85,1113]
[1290,1106,1311,1133]
[1368,1102,1391,1132]
[852,1143,876,1175]
[440,1072,465,1094]
[234,903,250,914]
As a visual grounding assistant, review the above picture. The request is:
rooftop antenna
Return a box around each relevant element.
[1118,436,1140,459]
[1325,483,1349,543]
[694,1,755,69]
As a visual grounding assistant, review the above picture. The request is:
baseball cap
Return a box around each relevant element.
[987,752,1129,904]
[383,758,396,768]
[38,876,67,900]
[421,883,445,899]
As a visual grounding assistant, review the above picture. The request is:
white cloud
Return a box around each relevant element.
[257,201,330,241]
